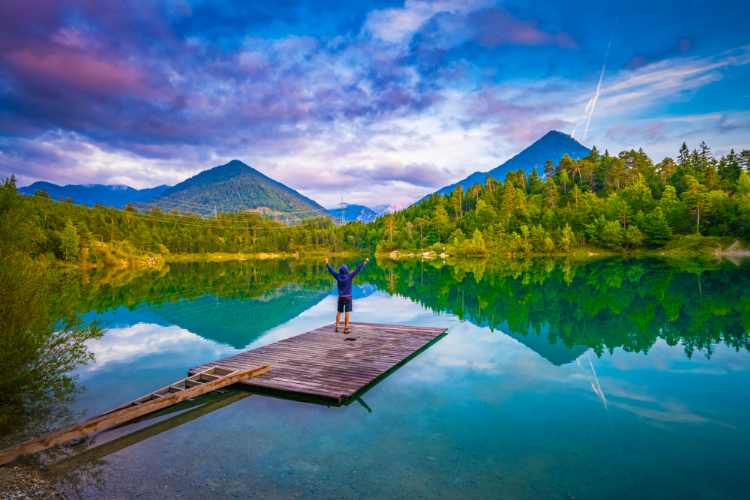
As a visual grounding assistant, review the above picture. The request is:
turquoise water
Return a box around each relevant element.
[46,259,750,498]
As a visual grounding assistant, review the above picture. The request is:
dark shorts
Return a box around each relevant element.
[337,296,353,312]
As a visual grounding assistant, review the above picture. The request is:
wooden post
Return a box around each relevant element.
[0,364,270,466]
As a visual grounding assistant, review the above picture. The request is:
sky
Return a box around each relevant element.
[1,0,749,208]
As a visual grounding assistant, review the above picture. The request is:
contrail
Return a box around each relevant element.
[577,352,608,410]
[575,39,611,141]
[587,353,608,409]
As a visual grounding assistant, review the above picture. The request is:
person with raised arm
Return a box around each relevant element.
[325,256,369,334]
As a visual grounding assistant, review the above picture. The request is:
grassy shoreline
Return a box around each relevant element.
[50,235,750,271]
[72,248,365,270]
[378,235,750,261]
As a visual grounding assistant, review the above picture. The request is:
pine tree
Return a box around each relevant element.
[450,185,464,219]
[529,168,543,194]
[559,170,570,193]
[543,177,559,209]
[61,219,80,262]
[469,229,487,255]
[678,142,690,166]
[624,225,644,248]
[560,223,575,252]
[641,207,672,246]
[544,160,555,178]
[601,220,624,249]
[738,171,750,197]
[501,183,516,223]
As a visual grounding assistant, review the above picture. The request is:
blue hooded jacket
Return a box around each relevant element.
[326,261,366,297]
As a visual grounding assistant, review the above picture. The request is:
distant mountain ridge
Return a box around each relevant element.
[146,159,328,218]
[327,204,379,223]
[431,130,590,197]
[19,181,169,208]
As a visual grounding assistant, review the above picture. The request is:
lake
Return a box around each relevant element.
[4,257,750,499]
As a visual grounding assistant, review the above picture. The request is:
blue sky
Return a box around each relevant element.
[1,0,748,206]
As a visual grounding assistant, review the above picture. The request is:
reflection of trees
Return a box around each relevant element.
[0,259,334,447]
[56,260,333,317]
[0,254,101,448]
[369,258,750,358]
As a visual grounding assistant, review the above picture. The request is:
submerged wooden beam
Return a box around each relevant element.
[0,364,270,466]
[51,390,252,474]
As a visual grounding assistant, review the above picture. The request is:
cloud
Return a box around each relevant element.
[5,46,148,95]
[80,322,237,373]
[354,162,456,187]
[1,3,749,207]
[595,45,750,115]
[363,0,488,46]
[469,8,577,48]
[600,111,750,159]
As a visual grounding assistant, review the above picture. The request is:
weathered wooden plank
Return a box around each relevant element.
[191,322,447,403]
[0,364,271,466]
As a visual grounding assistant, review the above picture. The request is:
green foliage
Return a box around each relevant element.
[450,229,488,257]
[560,223,575,252]
[738,171,750,196]
[61,219,80,262]
[356,141,750,256]
[641,207,672,246]
[2,140,749,262]
[367,258,750,359]
[150,160,326,217]
[1,178,370,266]
[0,253,101,444]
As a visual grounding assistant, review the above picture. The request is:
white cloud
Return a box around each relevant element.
[10,43,750,208]
[80,322,237,373]
[363,0,490,46]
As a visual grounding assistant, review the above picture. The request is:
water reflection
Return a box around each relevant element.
[369,257,750,358]
[0,255,100,448]
[3,256,750,499]
[62,257,750,378]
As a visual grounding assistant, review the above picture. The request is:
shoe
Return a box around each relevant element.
[344,327,351,334]
[335,326,340,332]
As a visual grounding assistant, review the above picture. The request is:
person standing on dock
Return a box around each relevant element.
[325,257,369,334]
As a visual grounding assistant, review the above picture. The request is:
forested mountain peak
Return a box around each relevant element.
[147,160,328,218]
[431,130,590,198]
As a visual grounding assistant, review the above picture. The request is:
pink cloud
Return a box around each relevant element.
[4,46,148,95]
[473,9,577,49]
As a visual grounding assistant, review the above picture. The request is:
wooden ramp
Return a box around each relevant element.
[190,322,448,404]
[0,365,270,466]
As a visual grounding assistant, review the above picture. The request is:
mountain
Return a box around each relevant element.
[85,286,329,349]
[146,159,328,218]
[431,130,590,197]
[19,181,169,208]
[503,324,588,366]
[327,204,379,223]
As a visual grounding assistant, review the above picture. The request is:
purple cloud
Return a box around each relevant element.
[1,1,748,207]
[281,162,453,191]
[470,9,577,49]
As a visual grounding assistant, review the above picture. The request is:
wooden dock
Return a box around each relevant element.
[190,322,448,404]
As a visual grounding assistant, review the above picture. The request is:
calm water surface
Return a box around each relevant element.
[25,259,750,498]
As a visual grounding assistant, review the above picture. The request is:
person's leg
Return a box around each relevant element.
[344,311,350,330]
[335,311,341,330]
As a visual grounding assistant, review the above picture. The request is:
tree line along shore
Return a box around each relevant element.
[2,142,749,269]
